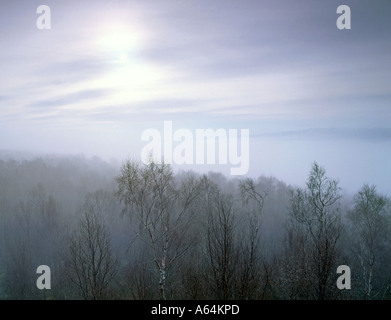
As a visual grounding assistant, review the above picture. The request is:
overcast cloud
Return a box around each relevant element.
[0,0,390,194]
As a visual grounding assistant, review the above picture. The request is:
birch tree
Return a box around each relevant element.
[282,162,343,299]
[347,184,391,299]
[116,160,204,299]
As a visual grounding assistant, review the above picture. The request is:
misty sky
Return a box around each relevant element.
[0,0,390,194]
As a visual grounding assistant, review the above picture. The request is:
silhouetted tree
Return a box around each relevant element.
[65,191,118,300]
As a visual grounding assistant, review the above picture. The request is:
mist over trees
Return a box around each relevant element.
[0,152,390,300]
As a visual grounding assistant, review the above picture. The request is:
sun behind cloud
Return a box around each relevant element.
[95,23,140,63]
[89,21,168,105]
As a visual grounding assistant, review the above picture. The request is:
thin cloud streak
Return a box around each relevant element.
[256,128,391,142]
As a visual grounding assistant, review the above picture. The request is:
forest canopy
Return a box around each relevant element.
[0,153,390,300]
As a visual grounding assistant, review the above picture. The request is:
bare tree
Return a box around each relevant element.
[202,177,271,300]
[1,184,64,299]
[65,191,118,300]
[347,184,391,299]
[237,178,268,299]
[115,160,204,299]
[205,189,237,299]
[282,162,343,300]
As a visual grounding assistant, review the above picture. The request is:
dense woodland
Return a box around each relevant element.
[0,152,390,300]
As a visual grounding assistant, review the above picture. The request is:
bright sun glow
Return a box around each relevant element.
[92,23,165,103]
[119,53,129,64]
[96,24,140,63]
[89,21,171,106]
[83,62,164,108]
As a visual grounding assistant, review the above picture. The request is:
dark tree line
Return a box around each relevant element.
[0,155,390,300]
